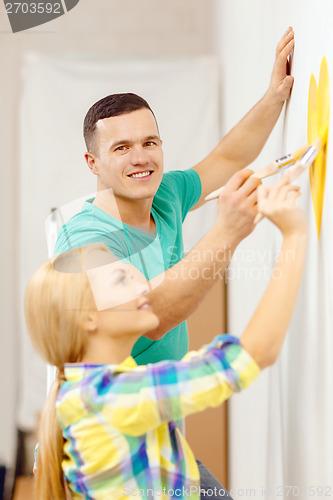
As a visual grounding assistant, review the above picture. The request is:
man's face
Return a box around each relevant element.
[88,108,164,202]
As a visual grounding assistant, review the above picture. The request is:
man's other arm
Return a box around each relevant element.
[192,28,295,209]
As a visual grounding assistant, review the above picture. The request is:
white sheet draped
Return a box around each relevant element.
[18,52,220,428]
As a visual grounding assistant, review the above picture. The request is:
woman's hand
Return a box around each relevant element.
[257,174,308,236]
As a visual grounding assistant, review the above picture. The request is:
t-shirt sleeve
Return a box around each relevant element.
[163,169,202,221]
[54,225,131,264]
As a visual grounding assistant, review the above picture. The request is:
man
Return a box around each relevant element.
[54,28,294,498]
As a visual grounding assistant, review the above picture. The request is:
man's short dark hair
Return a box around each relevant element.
[83,93,156,154]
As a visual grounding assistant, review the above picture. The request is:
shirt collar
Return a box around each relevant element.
[63,356,137,382]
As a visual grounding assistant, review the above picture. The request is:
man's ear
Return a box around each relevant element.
[85,152,99,175]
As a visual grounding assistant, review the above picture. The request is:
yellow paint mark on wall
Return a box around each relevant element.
[307,57,330,239]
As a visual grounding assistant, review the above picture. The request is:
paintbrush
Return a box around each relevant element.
[252,145,310,180]
[205,145,310,202]
[286,126,328,182]
[254,125,328,224]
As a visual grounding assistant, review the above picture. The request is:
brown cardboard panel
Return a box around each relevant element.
[186,281,228,487]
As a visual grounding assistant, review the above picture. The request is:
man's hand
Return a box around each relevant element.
[267,27,295,103]
[214,169,261,247]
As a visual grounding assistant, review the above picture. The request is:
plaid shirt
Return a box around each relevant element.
[57,335,260,499]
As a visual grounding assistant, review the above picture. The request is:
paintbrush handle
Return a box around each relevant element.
[205,143,313,201]
[204,166,272,201]
[205,162,280,201]
[252,162,279,179]
[254,213,263,225]
[205,186,225,201]
[253,145,309,180]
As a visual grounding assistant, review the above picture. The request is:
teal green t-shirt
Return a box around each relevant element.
[54,169,202,365]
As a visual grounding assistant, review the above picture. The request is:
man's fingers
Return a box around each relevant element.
[237,175,261,197]
[206,169,260,202]
[276,27,294,56]
[223,168,254,193]
[279,38,295,62]
[281,75,294,90]
[247,189,259,205]
[206,169,255,201]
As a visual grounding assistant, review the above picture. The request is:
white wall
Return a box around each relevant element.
[213,1,333,497]
[0,0,215,468]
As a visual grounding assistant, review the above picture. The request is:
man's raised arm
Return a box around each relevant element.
[192,27,295,208]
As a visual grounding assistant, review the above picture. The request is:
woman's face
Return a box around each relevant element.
[86,259,159,337]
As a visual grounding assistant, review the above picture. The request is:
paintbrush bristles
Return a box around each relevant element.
[312,137,322,152]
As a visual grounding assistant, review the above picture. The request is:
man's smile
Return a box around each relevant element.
[127,170,154,179]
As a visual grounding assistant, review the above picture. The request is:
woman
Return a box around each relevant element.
[26,176,308,499]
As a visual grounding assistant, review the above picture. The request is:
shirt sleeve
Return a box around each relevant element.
[163,169,202,221]
[54,222,133,265]
[85,335,260,436]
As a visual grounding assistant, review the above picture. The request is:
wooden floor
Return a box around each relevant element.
[13,477,34,500]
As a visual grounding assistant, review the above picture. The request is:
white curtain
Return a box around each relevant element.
[18,52,220,428]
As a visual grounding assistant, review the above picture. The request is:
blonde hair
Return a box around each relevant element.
[25,249,97,500]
